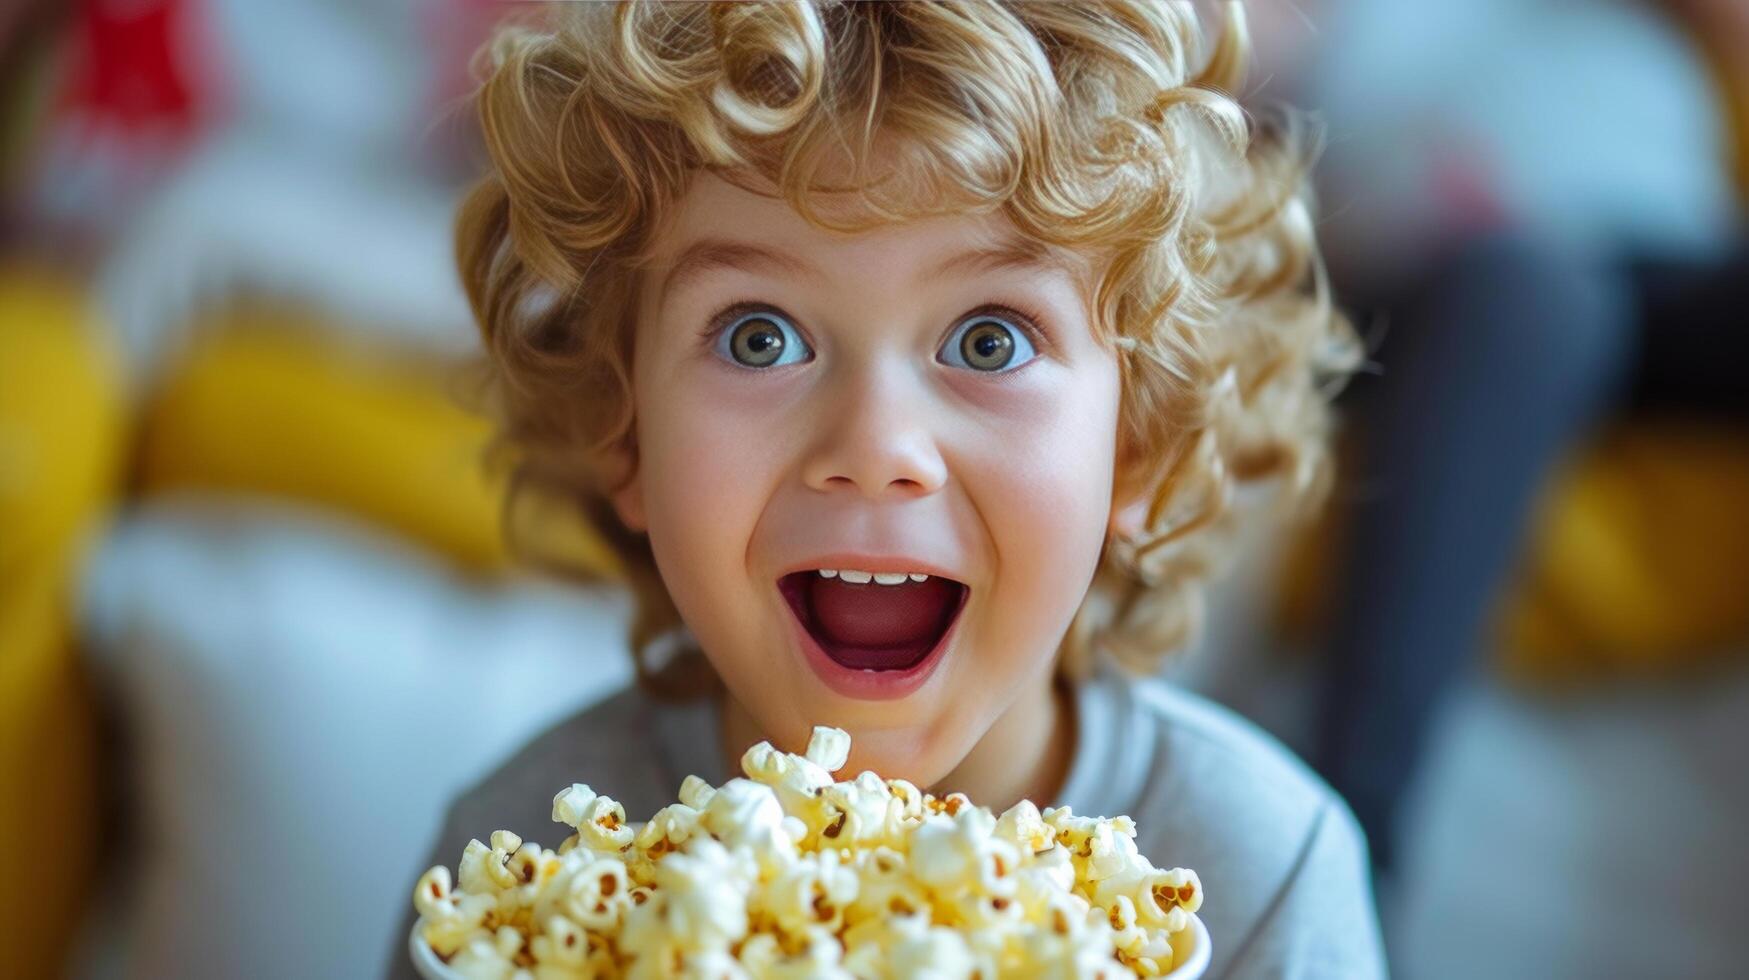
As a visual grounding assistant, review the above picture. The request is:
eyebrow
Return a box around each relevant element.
[934,237,1075,282]
[656,239,820,304]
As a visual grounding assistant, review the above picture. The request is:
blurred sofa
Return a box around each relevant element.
[0,272,633,978]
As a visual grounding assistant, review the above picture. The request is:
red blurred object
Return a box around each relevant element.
[22,0,225,240]
[57,0,219,142]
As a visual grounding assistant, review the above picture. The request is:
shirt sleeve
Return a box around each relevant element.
[1215,799,1388,979]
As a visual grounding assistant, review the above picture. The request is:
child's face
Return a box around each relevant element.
[614,172,1131,785]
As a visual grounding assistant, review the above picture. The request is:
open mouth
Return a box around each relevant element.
[777,570,969,672]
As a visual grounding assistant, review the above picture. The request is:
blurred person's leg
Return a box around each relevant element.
[1315,232,1637,873]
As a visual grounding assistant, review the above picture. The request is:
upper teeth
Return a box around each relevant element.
[819,569,928,585]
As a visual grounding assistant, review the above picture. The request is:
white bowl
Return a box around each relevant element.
[1166,913,1212,979]
[410,913,1210,979]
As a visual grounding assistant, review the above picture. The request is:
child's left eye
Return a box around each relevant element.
[938,311,1039,373]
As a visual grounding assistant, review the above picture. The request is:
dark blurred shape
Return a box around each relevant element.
[1316,231,1749,872]
[1298,0,1749,881]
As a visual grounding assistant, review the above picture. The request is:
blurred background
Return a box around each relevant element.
[0,0,1744,977]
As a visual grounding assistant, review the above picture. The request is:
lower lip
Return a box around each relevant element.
[780,580,969,702]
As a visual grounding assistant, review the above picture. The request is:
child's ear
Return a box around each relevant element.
[603,448,649,533]
[1108,471,1152,540]
[1108,494,1149,540]
[611,477,648,533]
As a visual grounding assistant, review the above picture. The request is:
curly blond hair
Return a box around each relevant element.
[456,0,1359,697]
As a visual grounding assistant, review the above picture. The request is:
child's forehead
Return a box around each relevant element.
[642,171,1096,298]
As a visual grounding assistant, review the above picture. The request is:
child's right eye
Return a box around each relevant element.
[712,307,814,369]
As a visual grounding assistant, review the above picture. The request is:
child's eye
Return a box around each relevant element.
[938,309,1040,373]
[712,308,813,369]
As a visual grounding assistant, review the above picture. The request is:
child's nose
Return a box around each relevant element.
[800,363,947,500]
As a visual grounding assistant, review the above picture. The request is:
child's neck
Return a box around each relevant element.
[936,670,1077,811]
[716,671,1076,814]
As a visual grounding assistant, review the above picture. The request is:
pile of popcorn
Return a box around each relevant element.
[411,726,1203,979]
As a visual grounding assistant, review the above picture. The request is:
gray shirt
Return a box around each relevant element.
[385,668,1386,978]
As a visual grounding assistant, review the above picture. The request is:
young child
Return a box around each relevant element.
[389,1,1384,976]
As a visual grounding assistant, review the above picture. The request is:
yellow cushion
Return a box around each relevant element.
[1499,423,1749,682]
[0,270,122,578]
[135,306,621,579]
[0,569,103,980]
[0,266,121,979]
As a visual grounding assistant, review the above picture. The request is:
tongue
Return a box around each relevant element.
[808,575,958,649]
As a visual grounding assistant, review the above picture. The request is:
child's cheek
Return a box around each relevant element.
[633,370,784,636]
[950,368,1120,664]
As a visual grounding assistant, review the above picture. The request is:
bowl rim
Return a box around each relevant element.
[410,912,1211,979]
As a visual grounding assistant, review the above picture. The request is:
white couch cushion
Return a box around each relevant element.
[75,497,633,978]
